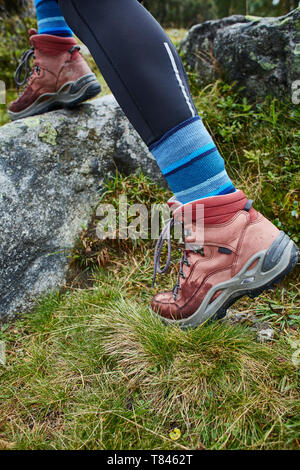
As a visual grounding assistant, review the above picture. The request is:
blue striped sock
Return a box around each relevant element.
[150,116,236,204]
[35,0,73,37]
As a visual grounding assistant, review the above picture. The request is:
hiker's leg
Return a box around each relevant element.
[9,1,101,120]
[35,0,73,37]
[58,0,298,326]
[58,0,235,203]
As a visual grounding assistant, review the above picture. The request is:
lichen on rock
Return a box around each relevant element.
[180,8,300,101]
[0,95,161,321]
[38,121,58,146]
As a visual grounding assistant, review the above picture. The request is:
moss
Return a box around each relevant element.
[249,52,277,71]
[259,60,277,71]
[38,122,57,146]
[279,17,291,26]
[293,44,300,55]
[245,15,262,23]
[249,51,258,61]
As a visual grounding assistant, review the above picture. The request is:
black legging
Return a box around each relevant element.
[58,0,197,146]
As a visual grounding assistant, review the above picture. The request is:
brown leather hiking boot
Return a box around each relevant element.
[151,190,298,328]
[9,32,101,120]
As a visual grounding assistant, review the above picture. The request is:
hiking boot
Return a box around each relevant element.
[9,31,101,120]
[151,190,298,328]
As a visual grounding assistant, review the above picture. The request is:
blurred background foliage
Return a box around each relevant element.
[1,0,298,86]
[0,0,299,119]
[0,0,33,16]
[0,0,299,25]
[141,0,299,27]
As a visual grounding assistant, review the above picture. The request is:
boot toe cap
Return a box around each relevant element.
[151,292,180,319]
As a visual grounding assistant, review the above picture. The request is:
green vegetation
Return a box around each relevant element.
[0,0,31,16]
[0,13,37,125]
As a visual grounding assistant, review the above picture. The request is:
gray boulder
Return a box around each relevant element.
[179,8,300,101]
[0,95,161,321]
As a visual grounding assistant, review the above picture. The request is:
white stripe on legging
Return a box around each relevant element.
[164,42,195,117]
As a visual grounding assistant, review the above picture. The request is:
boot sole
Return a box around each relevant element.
[158,231,299,329]
[9,74,101,121]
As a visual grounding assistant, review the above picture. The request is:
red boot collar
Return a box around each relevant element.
[30,34,78,55]
[172,190,257,224]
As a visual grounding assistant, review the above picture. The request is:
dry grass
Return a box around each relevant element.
[0,276,299,450]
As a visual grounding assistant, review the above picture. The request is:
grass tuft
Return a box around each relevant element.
[0,287,299,450]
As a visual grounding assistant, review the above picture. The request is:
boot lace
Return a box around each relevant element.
[153,198,254,300]
[14,44,80,89]
[153,218,204,301]
[153,218,174,287]
[69,45,81,54]
[14,47,40,89]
